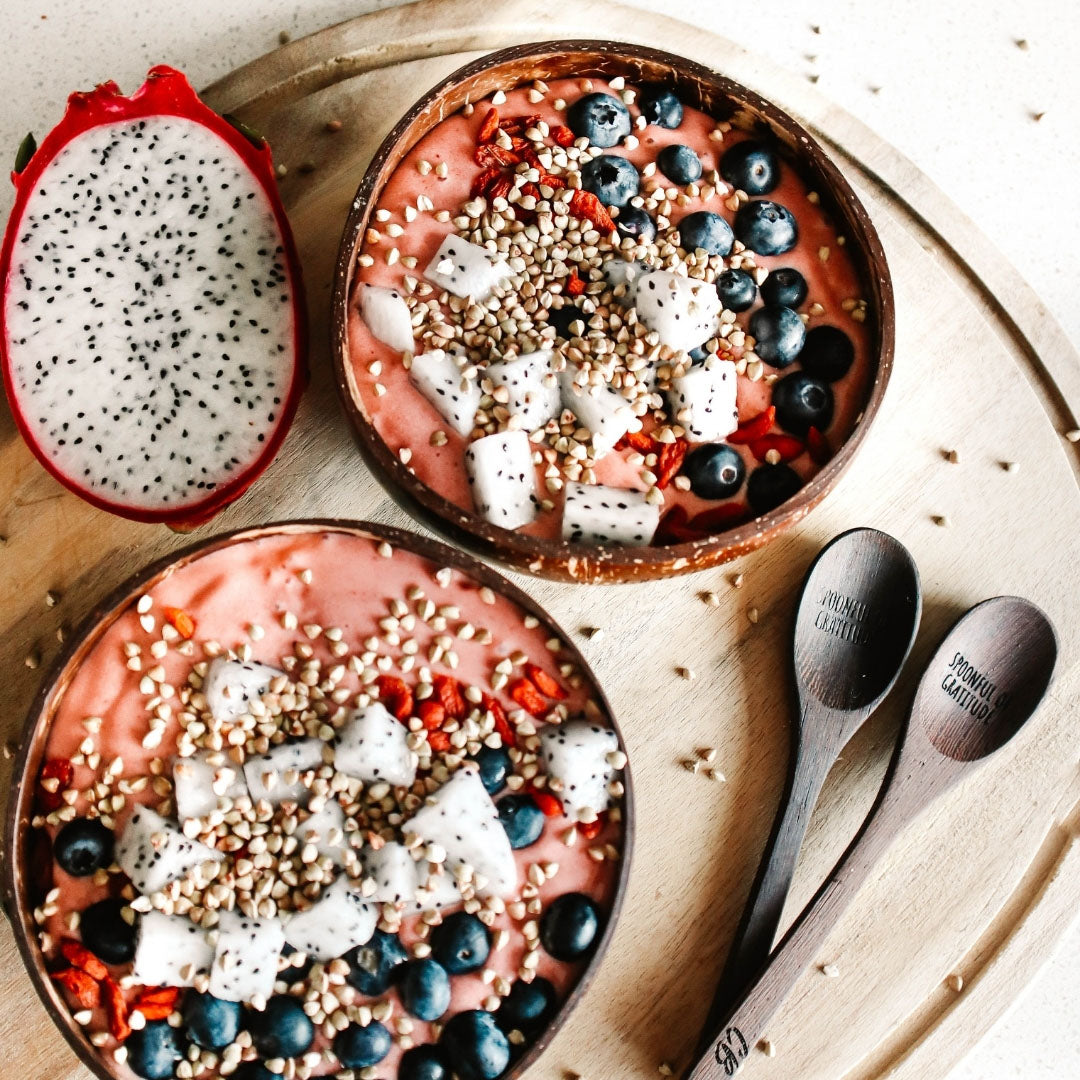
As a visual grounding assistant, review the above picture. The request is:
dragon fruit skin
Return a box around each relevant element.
[409,349,481,437]
[0,66,307,527]
[173,749,250,821]
[208,909,285,1003]
[132,911,215,988]
[539,718,621,817]
[334,703,417,787]
[561,481,660,546]
[115,805,224,895]
[282,876,378,961]
[202,658,284,726]
[360,840,419,906]
[464,429,538,530]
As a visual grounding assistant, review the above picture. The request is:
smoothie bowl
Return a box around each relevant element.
[332,41,893,583]
[3,520,631,1080]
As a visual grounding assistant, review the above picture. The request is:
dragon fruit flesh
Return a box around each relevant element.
[424,234,511,301]
[408,867,464,914]
[116,805,224,895]
[243,737,326,806]
[669,359,739,441]
[298,798,349,865]
[409,349,481,437]
[282,876,377,961]
[208,909,285,1003]
[406,767,517,898]
[173,750,249,822]
[0,67,306,526]
[561,481,660,546]
[132,911,215,988]
[484,350,561,432]
[359,840,419,906]
[539,718,621,817]
[356,282,414,353]
[464,429,538,530]
[558,367,641,458]
[630,269,722,354]
[334,702,417,787]
[202,657,284,725]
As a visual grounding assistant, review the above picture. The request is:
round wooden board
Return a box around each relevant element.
[1,2,1078,1078]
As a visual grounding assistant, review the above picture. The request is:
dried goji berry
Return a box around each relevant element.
[509,678,549,718]
[433,674,466,719]
[470,166,500,200]
[690,503,748,533]
[51,967,100,1009]
[654,505,697,545]
[508,135,530,154]
[528,788,563,817]
[481,693,516,747]
[61,939,108,981]
[417,700,446,731]
[519,180,542,201]
[498,114,541,136]
[474,144,521,169]
[375,675,413,722]
[569,189,616,233]
[551,124,575,147]
[577,814,605,840]
[655,438,689,489]
[565,270,586,297]
[162,606,195,639]
[487,175,513,202]
[525,663,567,701]
[427,730,451,753]
[806,425,831,465]
[102,976,131,1041]
[537,171,566,190]
[747,433,805,464]
[477,106,500,143]
[38,758,75,811]
[727,406,776,445]
[132,986,180,1020]
[615,429,656,453]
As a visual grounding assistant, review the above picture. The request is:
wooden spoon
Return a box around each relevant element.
[686,595,1058,1079]
[700,528,921,1037]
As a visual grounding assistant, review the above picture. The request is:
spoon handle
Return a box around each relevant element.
[684,787,912,1080]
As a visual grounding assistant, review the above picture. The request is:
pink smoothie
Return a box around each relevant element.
[348,77,872,540]
[30,527,625,1078]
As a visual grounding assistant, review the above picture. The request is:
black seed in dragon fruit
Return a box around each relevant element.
[464,429,538,530]
[561,481,660,546]
[115,805,224,895]
[132,910,214,988]
[423,234,511,301]
[334,702,417,786]
[539,718,621,817]
[668,359,739,441]
[409,348,481,437]
[208,909,285,1004]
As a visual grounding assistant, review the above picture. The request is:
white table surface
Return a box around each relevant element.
[0,1,1076,1076]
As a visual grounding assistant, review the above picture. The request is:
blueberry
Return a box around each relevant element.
[333,1021,392,1069]
[396,958,451,1021]
[54,818,113,877]
[496,976,557,1035]
[566,93,631,148]
[747,463,804,514]
[345,929,408,995]
[614,205,656,242]
[430,911,491,974]
[182,992,243,1051]
[471,745,513,795]
[440,1010,511,1080]
[720,140,780,196]
[678,211,734,257]
[546,302,583,340]
[277,942,313,986]
[759,267,808,309]
[734,200,798,256]
[79,898,136,965]
[400,1045,450,1080]
[682,444,746,500]
[636,84,683,128]
[125,1020,186,1080]
[539,892,601,961]
[688,343,710,364]
[248,995,314,1059]
[715,268,757,312]
[799,325,855,382]
[580,154,639,206]
[657,144,702,185]
[232,1066,276,1080]
[496,793,545,849]
[772,371,834,435]
[749,306,806,368]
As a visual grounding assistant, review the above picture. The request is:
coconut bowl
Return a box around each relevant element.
[331,40,894,584]
[2,518,633,1080]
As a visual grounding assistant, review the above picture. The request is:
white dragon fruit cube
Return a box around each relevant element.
[409,349,481,437]
[540,718,621,817]
[464,429,538,530]
[283,876,377,961]
[116,805,224,895]
[406,767,517,898]
[334,703,417,787]
[360,840,419,906]
[202,658,284,725]
[407,867,464,915]
[669,359,739,441]
[297,799,349,865]
[132,911,215,988]
[558,367,640,458]
[173,750,249,822]
[485,350,561,432]
[243,737,327,807]
[561,481,660,547]
[208,910,285,1004]
[424,235,511,300]
[631,269,722,354]
[357,282,415,353]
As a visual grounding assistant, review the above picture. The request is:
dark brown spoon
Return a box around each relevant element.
[700,528,921,1040]
[686,595,1058,1079]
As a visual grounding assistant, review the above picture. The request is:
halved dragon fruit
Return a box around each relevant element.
[283,876,377,961]
[559,367,641,457]
[356,282,414,353]
[409,349,481,437]
[360,840,419,906]
[630,269,722,354]
[132,911,214,988]
[173,750,249,821]
[485,350,561,432]
[424,235,511,300]
[668,359,739,441]
[406,767,517,898]
[208,909,285,1003]
[116,805,224,895]
[539,718,621,817]
[202,657,284,725]
[0,67,306,526]
[242,737,326,806]
[464,429,538,530]
[334,702,417,787]
[562,481,660,546]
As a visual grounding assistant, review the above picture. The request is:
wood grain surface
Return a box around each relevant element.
[1,3,1078,1079]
